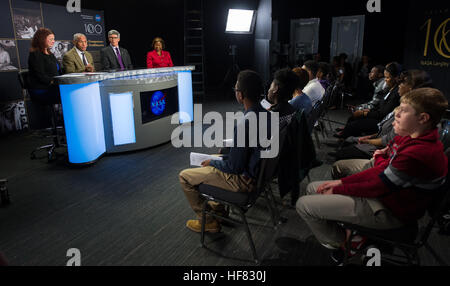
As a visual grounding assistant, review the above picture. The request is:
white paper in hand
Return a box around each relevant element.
[260,99,272,110]
[190,152,223,167]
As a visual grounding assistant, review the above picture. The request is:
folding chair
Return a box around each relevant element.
[197,128,287,264]
[307,101,322,149]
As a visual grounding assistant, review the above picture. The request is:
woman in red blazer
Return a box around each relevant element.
[146,37,174,68]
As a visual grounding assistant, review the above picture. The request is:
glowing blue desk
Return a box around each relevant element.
[55,66,194,165]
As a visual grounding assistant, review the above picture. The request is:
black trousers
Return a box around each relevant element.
[29,85,62,132]
[29,85,61,105]
[342,116,380,138]
[334,145,373,161]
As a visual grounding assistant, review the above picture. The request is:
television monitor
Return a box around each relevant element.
[140,87,179,124]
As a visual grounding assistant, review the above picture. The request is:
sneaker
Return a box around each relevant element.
[186,219,221,233]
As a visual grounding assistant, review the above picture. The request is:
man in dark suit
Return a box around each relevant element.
[100,29,133,71]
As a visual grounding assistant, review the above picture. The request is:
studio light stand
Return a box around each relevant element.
[222,44,241,97]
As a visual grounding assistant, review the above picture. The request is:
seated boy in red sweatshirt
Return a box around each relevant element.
[296,87,448,256]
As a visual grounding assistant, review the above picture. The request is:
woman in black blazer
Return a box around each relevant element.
[28,27,61,104]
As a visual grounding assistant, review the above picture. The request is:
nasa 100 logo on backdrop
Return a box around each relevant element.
[84,23,103,36]
[66,0,103,36]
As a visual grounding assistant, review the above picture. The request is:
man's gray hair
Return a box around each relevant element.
[108,30,120,38]
[73,33,86,42]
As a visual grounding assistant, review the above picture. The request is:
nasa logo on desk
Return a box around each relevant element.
[151,91,166,116]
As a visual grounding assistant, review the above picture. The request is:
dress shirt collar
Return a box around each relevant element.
[110,44,120,53]
[75,47,84,55]
[75,47,86,62]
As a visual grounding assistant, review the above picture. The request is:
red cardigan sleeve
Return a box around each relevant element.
[146,51,153,68]
[333,171,390,198]
[332,160,389,197]
[332,140,442,198]
[166,51,173,67]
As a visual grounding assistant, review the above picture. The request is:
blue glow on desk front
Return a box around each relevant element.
[59,82,106,164]
[109,92,136,146]
[177,71,194,123]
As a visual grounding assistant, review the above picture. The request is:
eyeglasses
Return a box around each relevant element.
[109,36,119,39]
[232,87,241,92]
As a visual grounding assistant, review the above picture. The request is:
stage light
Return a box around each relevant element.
[225,9,256,34]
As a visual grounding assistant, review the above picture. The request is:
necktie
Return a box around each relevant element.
[81,52,88,66]
[115,47,125,70]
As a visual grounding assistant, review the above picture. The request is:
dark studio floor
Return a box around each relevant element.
[0,94,449,266]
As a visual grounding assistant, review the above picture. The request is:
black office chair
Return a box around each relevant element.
[197,127,288,264]
[335,76,354,110]
[316,93,332,138]
[318,84,336,134]
[18,70,64,162]
[337,149,450,266]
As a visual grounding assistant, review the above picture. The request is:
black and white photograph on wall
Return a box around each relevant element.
[0,40,19,71]
[0,100,27,134]
[50,41,72,64]
[12,8,42,39]
[0,0,14,39]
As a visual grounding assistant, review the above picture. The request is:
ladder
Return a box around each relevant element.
[184,0,205,102]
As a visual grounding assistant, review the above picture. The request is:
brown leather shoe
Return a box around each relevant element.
[186,219,221,233]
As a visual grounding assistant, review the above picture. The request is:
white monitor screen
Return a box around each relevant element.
[225,9,256,34]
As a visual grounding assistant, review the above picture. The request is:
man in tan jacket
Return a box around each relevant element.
[62,33,95,73]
